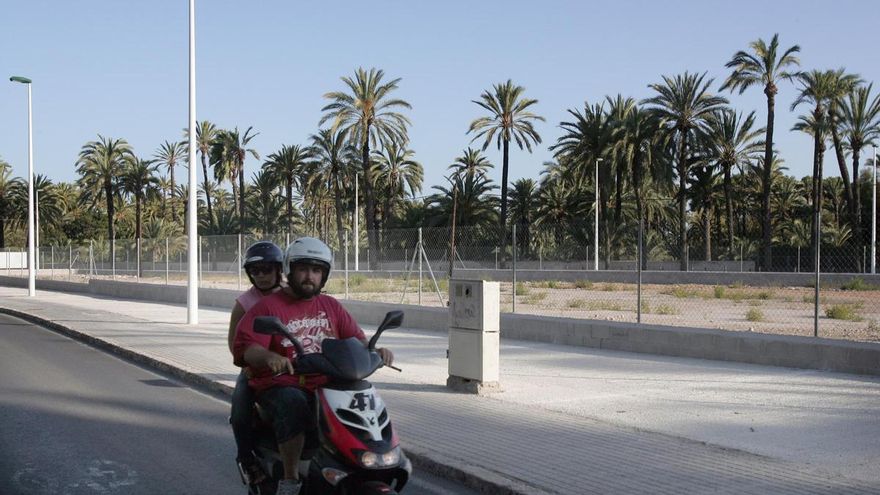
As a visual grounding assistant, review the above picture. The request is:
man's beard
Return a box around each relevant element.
[288,276,321,298]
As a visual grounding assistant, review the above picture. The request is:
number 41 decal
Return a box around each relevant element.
[349,392,376,412]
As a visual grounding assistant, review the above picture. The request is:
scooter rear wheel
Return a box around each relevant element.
[249,479,277,495]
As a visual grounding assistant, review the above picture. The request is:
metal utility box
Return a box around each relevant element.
[448,279,500,391]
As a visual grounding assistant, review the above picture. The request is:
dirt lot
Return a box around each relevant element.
[16,270,880,343]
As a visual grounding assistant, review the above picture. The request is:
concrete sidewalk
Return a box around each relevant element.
[1,286,879,494]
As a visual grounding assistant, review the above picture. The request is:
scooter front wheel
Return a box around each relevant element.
[354,481,398,495]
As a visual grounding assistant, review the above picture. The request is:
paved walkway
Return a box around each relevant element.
[1,286,879,494]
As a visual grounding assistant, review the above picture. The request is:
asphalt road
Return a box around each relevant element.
[0,314,477,495]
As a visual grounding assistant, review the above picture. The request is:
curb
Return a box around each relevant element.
[0,306,536,495]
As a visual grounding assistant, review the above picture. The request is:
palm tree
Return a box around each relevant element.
[371,141,423,232]
[154,140,187,224]
[247,169,287,235]
[468,79,544,235]
[121,157,161,241]
[310,128,356,249]
[792,70,837,262]
[508,178,538,257]
[211,127,259,233]
[614,103,664,269]
[449,147,493,182]
[840,83,880,259]
[75,136,134,245]
[688,163,722,261]
[189,120,219,230]
[825,69,863,223]
[321,67,412,268]
[721,33,800,270]
[703,109,765,254]
[263,144,312,235]
[644,72,729,270]
[0,158,24,248]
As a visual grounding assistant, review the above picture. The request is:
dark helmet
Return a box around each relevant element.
[243,241,283,288]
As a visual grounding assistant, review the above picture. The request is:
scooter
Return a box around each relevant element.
[241,311,411,495]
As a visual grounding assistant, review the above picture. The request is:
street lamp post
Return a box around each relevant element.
[594,157,603,271]
[10,75,35,297]
[354,173,359,271]
[186,0,199,324]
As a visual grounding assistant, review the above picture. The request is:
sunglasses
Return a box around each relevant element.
[247,264,276,276]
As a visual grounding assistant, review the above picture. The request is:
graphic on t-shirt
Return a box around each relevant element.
[285,311,332,355]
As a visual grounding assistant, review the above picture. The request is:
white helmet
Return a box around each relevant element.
[284,237,333,283]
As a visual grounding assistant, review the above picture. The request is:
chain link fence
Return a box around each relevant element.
[1,222,878,343]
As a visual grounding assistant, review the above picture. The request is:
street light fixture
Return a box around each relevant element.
[9,75,36,297]
[594,157,603,271]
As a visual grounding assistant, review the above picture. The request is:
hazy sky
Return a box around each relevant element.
[2,0,878,199]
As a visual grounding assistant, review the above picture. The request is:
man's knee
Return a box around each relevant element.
[258,387,312,443]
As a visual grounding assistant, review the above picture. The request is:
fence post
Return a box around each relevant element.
[814,212,821,338]
[136,237,141,281]
[51,245,54,279]
[740,242,744,272]
[112,238,116,280]
[198,236,203,285]
[418,227,422,306]
[165,238,170,285]
[512,224,517,313]
[89,240,94,277]
[68,242,72,281]
[237,233,242,291]
[637,216,643,324]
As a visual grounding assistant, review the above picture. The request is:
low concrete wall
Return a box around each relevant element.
[2,276,878,376]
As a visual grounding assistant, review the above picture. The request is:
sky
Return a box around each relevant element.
[2,0,879,200]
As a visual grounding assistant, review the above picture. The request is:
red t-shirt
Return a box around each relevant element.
[233,291,366,393]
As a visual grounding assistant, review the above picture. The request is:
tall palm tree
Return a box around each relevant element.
[262,144,312,235]
[792,69,837,260]
[321,67,411,268]
[371,141,423,232]
[310,128,356,249]
[508,178,538,257]
[211,127,259,233]
[688,163,722,261]
[703,109,765,254]
[449,147,493,182]
[121,157,161,240]
[468,79,544,234]
[825,69,863,223]
[644,72,728,270]
[721,33,800,270]
[839,83,880,258]
[614,103,664,269]
[154,140,187,224]
[188,120,219,230]
[247,169,287,235]
[75,135,134,245]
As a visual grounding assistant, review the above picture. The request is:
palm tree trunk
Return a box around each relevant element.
[286,174,293,236]
[678,133,688,271]
[201,153,215,231]
[761,90,775,271]
[332,163,345,251]
[361,140,379,270]
[852,146,863,272]
[238,163,246,233]
[230,178,240,231]
[724,165,735,257]
[500,139,510,265]
[601,183,611,269]
[830,124,855,222]
[704,206,712,262]
[169,165,176,223]
[105,180,115,268]
[810,112,824,268]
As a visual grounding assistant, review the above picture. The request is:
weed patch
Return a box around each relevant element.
[746,308,764,322]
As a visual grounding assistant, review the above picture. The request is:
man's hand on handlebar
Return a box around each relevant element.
[266,353,294,375]
[377,347,400,371]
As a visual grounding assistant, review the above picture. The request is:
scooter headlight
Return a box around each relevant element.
[357,446,401,468]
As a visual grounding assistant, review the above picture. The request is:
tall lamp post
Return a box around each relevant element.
[186,0,199,324]
[594,157,603,271]
[9,75,35,297]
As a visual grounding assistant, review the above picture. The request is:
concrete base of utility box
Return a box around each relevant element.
[446,375,501,395]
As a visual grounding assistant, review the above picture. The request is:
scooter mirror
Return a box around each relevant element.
[368,311,404,350]
[254,316,286,335]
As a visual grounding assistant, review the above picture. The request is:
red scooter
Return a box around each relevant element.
[244,311,411,495]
